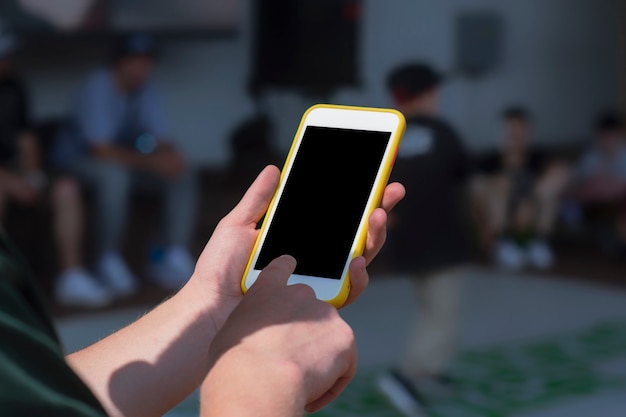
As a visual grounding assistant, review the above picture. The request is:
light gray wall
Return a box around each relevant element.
[18,0,622,167]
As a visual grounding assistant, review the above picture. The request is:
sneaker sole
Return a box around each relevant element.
[376,374,429,417]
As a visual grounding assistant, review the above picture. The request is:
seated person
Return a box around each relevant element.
[0,19,111,308]
[471,106,571,270]
[52,32,199,296]
[567,111,626,254]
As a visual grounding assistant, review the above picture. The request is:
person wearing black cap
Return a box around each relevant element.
[471,106,571,271]
[567,111,626,254]
[52,33,199,297]
[377,62,477,415]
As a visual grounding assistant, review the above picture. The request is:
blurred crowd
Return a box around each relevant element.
[2,17,626,317]
[377,60,626,413]
[0,24,198,309]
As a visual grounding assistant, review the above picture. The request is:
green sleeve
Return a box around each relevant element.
[0,232,108,417]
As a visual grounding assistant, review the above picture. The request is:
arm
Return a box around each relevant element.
[66,165,405,417]
[90,139,185,179]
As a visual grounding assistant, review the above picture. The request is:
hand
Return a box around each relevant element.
[149,144,186,179]
[201,255,357,415]
[1,172,40,204]
[185,165,405,331]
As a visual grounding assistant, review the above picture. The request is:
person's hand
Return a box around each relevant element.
[148,144,186,179]
[1,172,40,204]
[184,165,405,332]
[582,173,626,200]
[201,255,357,416]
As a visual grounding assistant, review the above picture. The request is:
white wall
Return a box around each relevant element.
[18,0,622,167]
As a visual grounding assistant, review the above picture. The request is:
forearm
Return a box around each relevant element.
[200,350,305,417]
[91,143,153,172]
[66,280,222,417]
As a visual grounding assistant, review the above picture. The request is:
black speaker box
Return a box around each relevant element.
[455,11,504,78]
[250,0,361,97]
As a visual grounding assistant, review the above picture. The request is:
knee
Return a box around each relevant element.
[51,177,81,203]
[92,162,131,192]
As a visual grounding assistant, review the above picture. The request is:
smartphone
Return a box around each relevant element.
[241,104,406,307]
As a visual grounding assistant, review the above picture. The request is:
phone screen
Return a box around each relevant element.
[254,126,392,279]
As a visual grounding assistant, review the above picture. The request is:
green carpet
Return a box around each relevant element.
[312,319,626,417]
[166,319,626,417]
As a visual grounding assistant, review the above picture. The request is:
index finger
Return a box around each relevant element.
[251,255,298,290]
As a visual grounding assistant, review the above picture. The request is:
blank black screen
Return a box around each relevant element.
[255,126,391,279]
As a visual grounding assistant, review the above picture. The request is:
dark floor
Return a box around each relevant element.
[6,166,626,317]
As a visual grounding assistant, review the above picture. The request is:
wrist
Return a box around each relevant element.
[176,275,240,340]
[201,347,305,417]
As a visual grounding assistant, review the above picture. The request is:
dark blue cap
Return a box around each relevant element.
[113,33,158,61]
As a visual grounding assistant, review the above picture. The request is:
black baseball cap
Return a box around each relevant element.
[387,63,444,103]
[112,33,158,62]
[502,105,531,121]
[595,110,623,132]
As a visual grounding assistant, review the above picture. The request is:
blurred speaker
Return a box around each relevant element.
[455,11,504,78]
[250,0,361,97]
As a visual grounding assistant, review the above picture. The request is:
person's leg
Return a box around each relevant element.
[50,177,83,271]
[51,176,114,308]
[133,167,199,290]
[469,173,513,251]
[164,167,199,250]
[403,268,465,378]
[68,159,137,295]
[525,162,571,269]
[534,161,571,238]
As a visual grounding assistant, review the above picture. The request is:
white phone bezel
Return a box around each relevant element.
[242,106,403,302]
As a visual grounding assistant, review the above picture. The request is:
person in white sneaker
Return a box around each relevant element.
[51,33,199,295]
[471,106,571,271]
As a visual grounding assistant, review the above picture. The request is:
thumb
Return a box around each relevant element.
[252,255,297,289]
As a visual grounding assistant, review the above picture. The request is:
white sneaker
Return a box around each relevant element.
[527,239,554,269]
[148,246,195,291]
[377,370,429,417]
[54,268,114,309]
[494,238,526,271]
[97,252,139,297]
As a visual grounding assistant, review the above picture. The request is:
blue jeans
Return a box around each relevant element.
[65,158,198,256]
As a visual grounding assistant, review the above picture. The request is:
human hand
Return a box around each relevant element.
[149,144,186,179]
[584,173,626,199]
[184,165,405,330]
[2,172,40,204]
[201,255,357,416]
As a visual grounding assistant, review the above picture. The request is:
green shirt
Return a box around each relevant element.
[0,230,107,416]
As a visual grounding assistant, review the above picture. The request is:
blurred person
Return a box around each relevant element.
[0,165,405,416]
[471,106,571,270]
[0,19,112,308]
[377,62,477,415]
[52,32,199,296]
[567,111,626,254]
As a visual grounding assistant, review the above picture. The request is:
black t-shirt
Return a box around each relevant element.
[0,74,31,163]
[477,147,548,176]
[0,230,107,416]
[476,147,551,202]
[385,115,477,274]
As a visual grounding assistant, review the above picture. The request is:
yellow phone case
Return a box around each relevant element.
[241,103,406,308]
